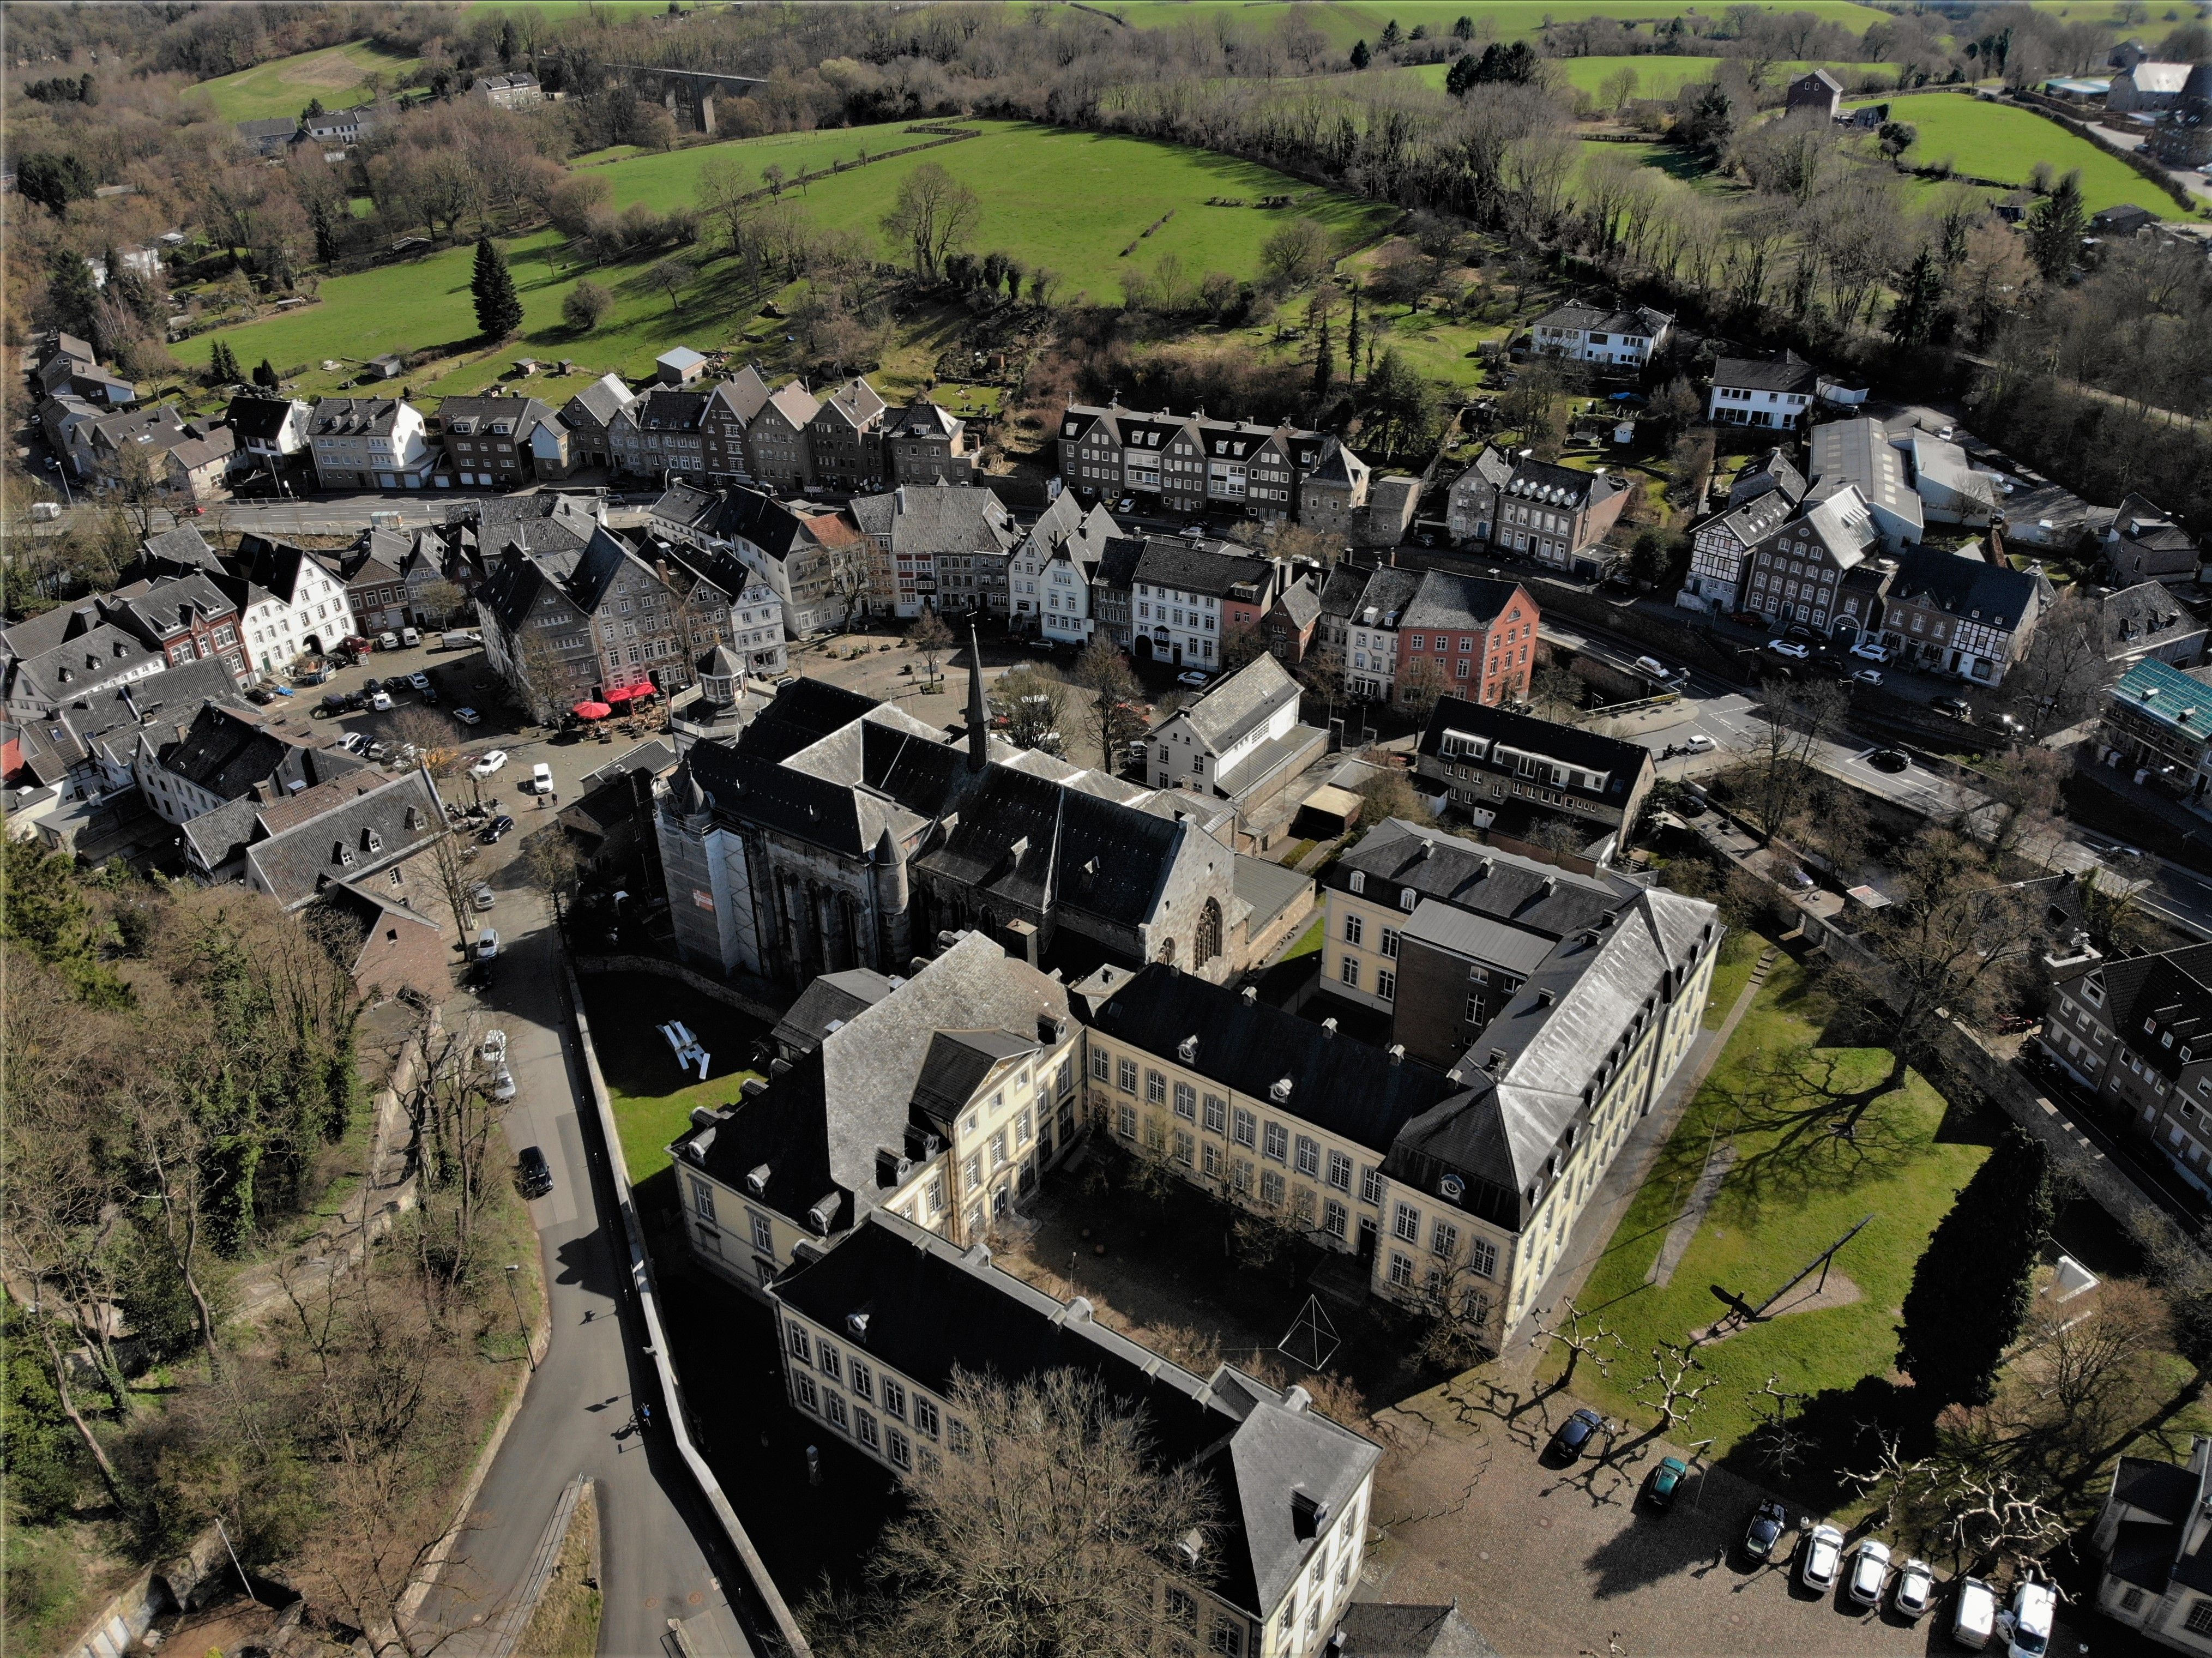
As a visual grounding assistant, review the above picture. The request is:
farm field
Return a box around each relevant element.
[575,119,949,212]
[1547,951,1991,1454]
[1848,92,2195,217]
[1101,0,1894,50]
[1576,136,1750,198]
[191,40,419,123]
[1387,54,1902,99]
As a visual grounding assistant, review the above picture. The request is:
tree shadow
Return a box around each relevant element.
[1701,1046,1923,1215]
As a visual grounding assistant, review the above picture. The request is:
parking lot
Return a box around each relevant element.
[1365,1377,2133,1657]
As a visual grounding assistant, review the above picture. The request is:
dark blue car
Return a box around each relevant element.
[1547,1408,1604,1462]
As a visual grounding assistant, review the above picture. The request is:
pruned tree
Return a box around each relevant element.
[1728,677,1846,843]
[424,829,479,954]
[1634,1341,1720,1433]
[803,1367,1219,1658]
[1847,1433,2069,1577]
[1530,1298,1624,1389]
[1395,654,1451,722]
[991,662,1066,751]
[1745,1373,1813,1479]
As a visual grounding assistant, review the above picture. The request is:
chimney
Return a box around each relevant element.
[1388,1044,1405,1065]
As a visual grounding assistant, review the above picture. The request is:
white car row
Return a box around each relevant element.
[1799,1524,2045,1651]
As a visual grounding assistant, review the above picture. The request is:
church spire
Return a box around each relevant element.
[965,626,989,773]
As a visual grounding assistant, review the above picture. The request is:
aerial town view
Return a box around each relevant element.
[11,1,2212,1655]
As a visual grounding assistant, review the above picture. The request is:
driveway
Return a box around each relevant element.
[411,897,756,1657]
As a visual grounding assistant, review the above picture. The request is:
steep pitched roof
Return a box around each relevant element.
[1401,571,1524,635]
[1132,539,1275,600]
[224,394,303,442]
[1417,697,1651,804]
[243,769,447,909]
[563,372,637,426]
[1888,544,2052,629]
[1173,652,1301,755]
[765,379,820,429]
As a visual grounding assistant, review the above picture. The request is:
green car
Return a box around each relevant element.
[1646,1456,1690,1510]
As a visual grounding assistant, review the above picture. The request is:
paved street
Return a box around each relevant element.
[411,887,755,1655]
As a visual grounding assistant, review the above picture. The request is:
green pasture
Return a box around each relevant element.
[1382,55,1899,99]
[1576,136,1749,197]
[1099,1,1894,51]
[576,120,940,212]
[1545,951,1992,1454]
[1848,92,2194,218]
[192,40,419,123]
[589,117,1395,304]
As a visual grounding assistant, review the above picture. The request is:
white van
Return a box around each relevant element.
[401,626,421,648]
[1635,655,1668,679]
[531,763,554,795]
[1952,1576,1997,1650]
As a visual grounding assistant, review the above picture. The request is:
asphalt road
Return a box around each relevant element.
[413,898,755,1658]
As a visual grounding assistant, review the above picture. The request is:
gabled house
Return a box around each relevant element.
[608,387,712,483]
[101,570,248,681]
[1523,302,1672,370]
[558,373,639,470]
[132,699,369,835]
[1297,438,1372,540]
[437,392,558,489]
[2096,658,2212,818]
[228,534,359,669]
[1877,546,2054,684]
[647,483,870,635]
[1056,402,1329,525]
[2041,938,2212,1196]
[240,767,449,911]
[2109,61,2196,112]
[1467,454,1629,578]
[1679,477,1803,615]
[1009,489,1118,643]
[849,482,1018,620]
[1706,351,1821,430]
[2090,1436,2212,1651]
[34,333,136,406]
[702,366,773,483]
[2106,493,2201,586]
[1129,537,1280,672]
[1395,572,1538,710]
[1415,696,1656,861]
[307,396,434,491]
[1783,67,1843,118]
[314,529,414,637]
[1317,560,1422,703]
[805,377,889,492]
[1142,652,1323,812]
[745,380,822,494]
[882,400,973,485]
[224,394,312,466]
[1738,485,1880,637]
[1444,447,1516,545]
[2103,582,2207,670]
[1262,576,1322,667]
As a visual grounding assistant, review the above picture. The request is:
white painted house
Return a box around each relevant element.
[1526,302,1673,369]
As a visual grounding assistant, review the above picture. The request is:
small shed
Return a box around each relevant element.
[368,353,405,379]
[655,346,708,387]
[1293,783,1363,840]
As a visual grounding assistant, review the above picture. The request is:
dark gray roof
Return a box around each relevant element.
[1323,562,1423,626]
[1417,697,1652,805]
[1273,580,1322,630]
[243,769,448,909]
[156,702,365,800]
[1699,485,1799,550]
[771,1207,1381,1618]
[1401,571,1525,635]
[1713,350,1819,395]
[1401,901,1556,977]
[2111,1456,2201,1525]
[1233,853,1313,933]
[1335,1603,1501,1658]
[726,677,883,765]
[654,485,817,563]
[1499,456,1623,512]
[309,396,409,438]
[2105,581,2204,657]
[224,395,301,443]
[10,655,246,783]
[1084,963,1468,1154]
[1889,546,2053,631]
[1132,539,1275,599]
[562,372,637,427]
[1529,301,1671,337]
[141,523,220,571]
[848,484,1016,557]
[771,968,899,1057]
[230,533,326,606]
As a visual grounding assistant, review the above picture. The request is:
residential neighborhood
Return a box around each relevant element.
[13,5,2212,1657]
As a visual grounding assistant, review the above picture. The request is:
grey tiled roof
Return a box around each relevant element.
[1334,1603,1502,1657]
[1401,571,1524,634]
[1132,539,1274,599]
[1888,546,2053,630]
[244,769,448,909]
[1713,350,1819,395]
[1176,651,1301,755]
[770,968,898,1057]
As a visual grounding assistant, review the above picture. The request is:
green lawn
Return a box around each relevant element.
[1388,55,1899,99]
[1701,927,1767,1030]
[575,973,767,1185]
[1547,952,1994,1454]
[1847,92,2195,218]
[1102,1,1894,51]
[1576,137,1749,198]
[192,40,419,123]
[578,121,932,210]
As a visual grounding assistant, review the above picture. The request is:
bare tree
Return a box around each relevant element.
[424,830,479,953]
[881,161,981,281]
[1634,1341,1720,1434]
[1728,677,1847,842]
[908,608,955,689]
[1999,588,2117,739]
[1847,1433,2070,1577]
[991,662,1066,751]
[388,707,463,777]
[1395,654,1451,723]
[1530,1299,1624,1389]
[1073,638,1144,771]
[804,1367,1218,1658]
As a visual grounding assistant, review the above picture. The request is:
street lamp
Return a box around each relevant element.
[503,1263,534,1371]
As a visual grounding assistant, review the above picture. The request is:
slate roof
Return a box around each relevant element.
[231,534,332,608]
[770,1208,1381,1619]
[672,932,1067,1230]
[764,380,820,429]
[1173,652,1301,755]
[1273,580,1322,630]
[812,376,887,431]
[849,484,1016,557]
[104,571,240,647]
[2067,939,2212,1083]
[6,622,161,704]
[437,393,555,442]
[1418,700,1648,804]
[1888,545,2052,630]
[1499,456,1622,513]
[1713,350,1819,395]
[1529,302,1671,338]
[2105,582,2204,660]
[8,656,245,785]
[626,388,710,435]
[141,524,219,570]
[656,485,822,562]
[727,677,882,765]
[712,365,773,424]
[686,738,913,856]
[1401,571,1525,635]
[1698,486,1799,552]
[1335,1603,1502,1658]
[156,702,353,800]
[2111,1456,2201,1525]
[309,397,409,438]
[1325,563,1424,628]
[1331,818,1638,936]
[771,968,899,1057]
[224,395,302,443]
[1759,485,1878,571]
[243,768,447,909]
[885,401,961,440]
[563,372,637,427]
[1132,539,1275,599]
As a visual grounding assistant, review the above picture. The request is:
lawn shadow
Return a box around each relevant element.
[1699,1046,1926,1217]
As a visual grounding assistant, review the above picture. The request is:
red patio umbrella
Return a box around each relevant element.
[572,700,611,720]
[603,684,641,703]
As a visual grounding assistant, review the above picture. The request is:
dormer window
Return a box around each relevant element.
[2147,1017,2159,1035]
[1400,889,1417,913]
[1349,872,1366,895]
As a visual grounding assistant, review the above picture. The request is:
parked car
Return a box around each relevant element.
[490,1066,517,1102]
[453,706,482,727]
[1783,623,1822,644]
[1644,1456,1689,1510]
[1177,671,1212,688]
[2007,1581,2054,1657]
[377,631,400,652]
[530,762,554,795]
[336,732,369,755]
[320,692,354,715]
[472,882,495,911]
[1933,695,1973,720]
[1799,1522,1844,1591]
[246,685,277,705]
[1677,789,1709,819]
[1684,733,1715,753]
[1546,1407,1604,1463]
[481,1028,508,1064]
[471,749,509,777]
[516,1146,553,1198]
[1848,1539,1891,1607]
[368,689,394,712]
[364,677,385,694]
[1870,749,1909,773]
[1892,1558,1934,1620]
[1953,1576,1998,1650]
[475,927,499,961]
[1182,523,1207,538]
[1728,610,1769,629]
[407,673,430,692]
[1115,496,1136,513]
[481,813,516,843]
[1743,1499,1789,1563]
[1766,640,1810,660]
[1853,668,1884,686]
[1851,640,1890,662]
[421,686,439,705]
[400,627,421,647]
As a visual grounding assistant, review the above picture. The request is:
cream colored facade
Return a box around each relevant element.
[676,1026,1082,1298]
[1319,878,1425,1012]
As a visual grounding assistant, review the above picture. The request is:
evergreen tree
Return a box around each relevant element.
[1346,290,1363,390]
[1895,1128,2052,1409]
[1446,52,1481,97]
[1311,296,1334,399]
[1378,18,1403,50]
[205,339,242,386]
[2024,170,2086,282]
[1886,248,1947,348]
[41,246,100,342]
[1452,14,1474,39]
[471,235,523,340]
[254,358,279,389]
[311,196,339,264]
[1349,39,1371,69]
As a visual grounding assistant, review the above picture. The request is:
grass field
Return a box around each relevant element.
[1387,55,1901,99]
[1102,1,1894,50]
[576,974,766,1185]
[1546,951,1992,1453]
[173,118,1391,409]
[577,119,944,212]
[192,40,419,123]
[1848,92,2194,217]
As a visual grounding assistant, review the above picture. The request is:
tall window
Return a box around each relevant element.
[1324,1198,1348,1239]
[1264,1122,1288,1162]
[1146,1069,1167,1104]
[1343,913,1364,946]
[1394,1201,1420,1243]
[1232,1107,1256,1148]
[1092,1047,1111,1082]
[1470,1237,1499,1279]
[1328,1151,1352,1191]
[1388,1252,1415,1289]
[1294,1136,1321,1177]
[1203,1094,1226,1133]
[1432,1220,1460,1260]
[1361,1166,1383,1204]
[1174,1082,1197,1120]
[1118,1058,1138,1093]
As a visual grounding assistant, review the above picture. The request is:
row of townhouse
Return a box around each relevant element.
[1414,693,1657,864]
[1442,445,1633,580]
[1313,562,1539,710]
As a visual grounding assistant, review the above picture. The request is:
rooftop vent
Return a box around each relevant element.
[746,1163,772,1194]
[1388,1044,1405,1065]
[1270,1076,1294,1104]
[846,1310,870,1339]
[1241,984,1258,1005]
[1176,1529,1205,1567]
[1322,1017,1338,1039]
[1178,1034,1199,1062]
